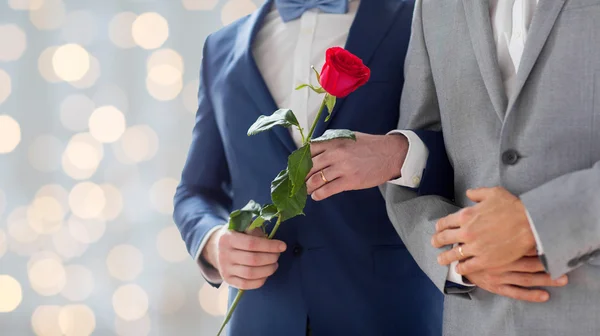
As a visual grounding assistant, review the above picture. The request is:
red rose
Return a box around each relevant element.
[319,47,371,98]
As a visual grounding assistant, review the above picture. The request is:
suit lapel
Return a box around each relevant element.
[232,0,297,153]
[312,0,408,138]
[462,0,508,121]
[506,0,567,113]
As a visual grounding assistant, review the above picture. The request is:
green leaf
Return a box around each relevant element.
[227,200,262,232]
[310,129,356,143]
[271,170,307,221]
[295,84,326,94]
[248,109,300,136]
[247,204,279,231]
[287,144,313,196]
[324,95,337,121]
[311,65,321,85]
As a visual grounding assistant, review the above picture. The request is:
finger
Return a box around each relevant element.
[502,273,569,288]
[504,257,546,273]
[466,187,494,203]
[309,142,328,157]
[307,167,341,195]
[432,228,464,248]
[228,249,280,267]
[494,285,550,303]
[229,263,279,280]
[226,276,268,290]
[307,152,332,179]
[247,228,267,238]
[525,248,539,257]
[435,212,462,232]
[311,177,348,201]
[229,231,287,253]
[456,257,487,275]
[437,244,471,265]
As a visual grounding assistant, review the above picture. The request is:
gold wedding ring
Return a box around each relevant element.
[320,170,329,184]
[458,245,465,258]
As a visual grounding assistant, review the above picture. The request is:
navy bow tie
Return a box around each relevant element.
[275,0,349,22]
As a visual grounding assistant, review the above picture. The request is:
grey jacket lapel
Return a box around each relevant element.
[507,0,567,112]
[462,0,508,121]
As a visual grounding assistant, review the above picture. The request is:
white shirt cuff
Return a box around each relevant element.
[386,130,429,188]
[525,210,544,255]
[447,244,476,287]
[195,225,225,284]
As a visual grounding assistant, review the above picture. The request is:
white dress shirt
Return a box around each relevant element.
[390,0,543,286]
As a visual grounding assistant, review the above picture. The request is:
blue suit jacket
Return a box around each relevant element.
[174,1,452,335]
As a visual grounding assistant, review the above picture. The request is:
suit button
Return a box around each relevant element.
[568,257,580,268]
[580,253,592,263]
[502,149,520,165]
[293,245,303,256]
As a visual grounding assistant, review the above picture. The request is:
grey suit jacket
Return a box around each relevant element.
[383,1,600,335]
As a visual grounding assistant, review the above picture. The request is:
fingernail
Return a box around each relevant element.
[437,256,443,264]
[540,292,550,301]
[557,276,568,285]
[431,237,436,246]
[279,243,286,252]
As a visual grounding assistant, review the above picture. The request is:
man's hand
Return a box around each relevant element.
[464,255,568,303]
[306,132,408,201]
[432,187,536,274]
[203,227,286,290]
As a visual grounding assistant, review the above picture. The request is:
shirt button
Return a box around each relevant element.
[502,150,520,165]
[514,31,522,39]
[412,176,421,186]
[293,245,303,256]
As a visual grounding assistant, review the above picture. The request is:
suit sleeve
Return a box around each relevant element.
[520,161,600,278]
[382,0,472,296]
[173,39,232,286]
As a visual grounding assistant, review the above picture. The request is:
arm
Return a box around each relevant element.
[173,41,232,287]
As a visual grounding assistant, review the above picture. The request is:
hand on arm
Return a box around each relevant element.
[202,226,287,290]
[306,132,409,200]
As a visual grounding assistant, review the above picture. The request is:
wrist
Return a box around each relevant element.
[202,231,220,270]
[384,134,409,180]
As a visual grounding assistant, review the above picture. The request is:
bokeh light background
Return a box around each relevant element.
[0,0,263,334]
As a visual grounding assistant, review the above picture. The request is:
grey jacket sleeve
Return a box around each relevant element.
[384,0,472,296]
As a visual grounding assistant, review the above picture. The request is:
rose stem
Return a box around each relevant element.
[306,95,328,141]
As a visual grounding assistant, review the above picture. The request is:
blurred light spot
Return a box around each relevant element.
[8,234,52,257]
[27,251,62,270]
[8,206,39,243]
[112,284,149,321]
[150,279,185,315]
[28,257,66,296]
[92,85,128,114]
[0,229,6,259]
[0,188,5,217]
[38,46,61,83]
[60,94,95,131]
[106,245,143,281]
[32,305,62,336]
[109,12,137,49]
[182,0,219,10]
[36,185,69,211]
[0,114,20,153]
[132,12,169,50]
[62,133,103,179]
[147,48,184,73]
[115,315,151,336]
[156,226,188,263]
[60,265,94,301]
[52,44,90,82]
[116,125,159,164]
[9,0,44,10]
[221,0,257,26]
[148,64,181,86]
[58,304,96,336]
[199,283,228,316]
[0,275,22,312]
[67,216,105,244]
[68,182,106,219]
[27,196,65,234]
[218,284,229,315]
[182,80,199,113]
[149,178,179,214]
[29,0,66,30]
[99,184,123,220]
[89,105,126,143]
[52,227,88,260]
[0,69,12,105]
[69,55,100,89]
[147,76,183,101]
[29,135,63,172]
[0,24,27,61]
[60,10,96,45]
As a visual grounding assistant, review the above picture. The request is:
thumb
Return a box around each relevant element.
[466,187,493,203]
